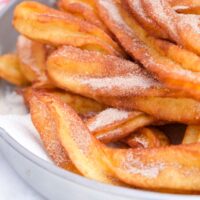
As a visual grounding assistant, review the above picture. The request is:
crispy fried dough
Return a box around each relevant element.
[47,46,175,98]
[28,90,79,173]
[27,88,155,144]
[104,144,200,193]
[103,96,200,124]
[27,89,154,146]
[152,39,200,72]
[13,1,125,57]
[127,1,200,72]
[96,0,200,100]
[141,0,180,42]
[142,0,200,55]
[125,127,169,148]
[46,45,200,123]
[126,0,168,38]
[24,88,105,115]
[57,0,110,34]
[37,92,124,185]
[17,35,47,82]
[86,108,155,143]
[0,54,28,86]
[40,94,200,192]
[26,88,154,144]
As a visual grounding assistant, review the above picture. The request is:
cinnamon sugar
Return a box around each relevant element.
[79,74,158,92]
[179,14,200,34]
[122,150,165,178]
[88,108,130,131]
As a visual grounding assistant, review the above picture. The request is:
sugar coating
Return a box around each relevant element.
[128,0,166,37]
[88,108,131,131]
[79,74,158,92]
[17,35,43,75]
[141,0,179,40]
[99,0,132,34]
[179,14,200,34]
[122,150,165,178]
[0,81,27,115]
[173,5,190,10]
[97,0,200,98]
[51,46,164,97]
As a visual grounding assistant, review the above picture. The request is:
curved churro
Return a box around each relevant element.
[41,94,200,193]
[47,46,173,98]
[125,1,200,72]
[127,1,200,72]
[96,0,200,100]
[24,88,105,115]
[13,1,125,57]
[57,0,110,34]
[47,45,200,124]
[142,0,200,55]
[37,92,124,185]
[28,91,79,173]
[103,96,200,124]
[104,144,200,193]
[126,0,168,38]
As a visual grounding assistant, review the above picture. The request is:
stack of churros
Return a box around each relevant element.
[1,0,200,194]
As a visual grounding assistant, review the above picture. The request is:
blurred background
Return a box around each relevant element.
[0,0,9,10]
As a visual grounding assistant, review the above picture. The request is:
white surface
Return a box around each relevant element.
[0,83,48,200]
[0,115,53,162]
[0,82,27,115]
[0,152,43,200]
